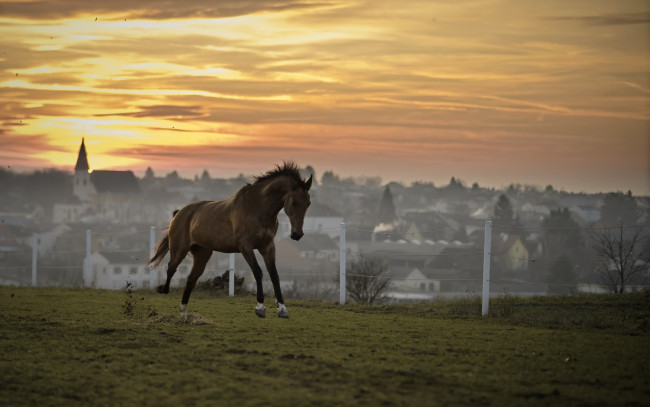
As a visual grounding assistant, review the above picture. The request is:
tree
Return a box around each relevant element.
[377,186,397,224]
[321,170,339,186]
[346,254,391,304]
[201,169,211,182]
[447,177,465,190]
[591,225,649,293]
[600,191,639,227]
[541,208,582,259]
[144,167,155,179]
[493,194,517,227]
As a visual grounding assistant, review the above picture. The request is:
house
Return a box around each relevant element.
[387,267,439,301]
[52,196,84,224]
[87,250,191,290]
[493,233,529,272]
[275,233,339,279]
[282,233,339,262]
[399,211,461,242]
[570,205,601,223]
[520,202,555,223]
[277,202,343,239]
[390,267,440,292]
[349,239,452,270]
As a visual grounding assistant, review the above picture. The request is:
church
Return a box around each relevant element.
[53,139,141,223]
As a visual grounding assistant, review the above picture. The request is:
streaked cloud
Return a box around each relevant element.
[0,0,339,20]
[549,12,650,26]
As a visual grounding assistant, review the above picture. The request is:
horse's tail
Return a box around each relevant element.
[148,209,178,268]
[148,234,169,269]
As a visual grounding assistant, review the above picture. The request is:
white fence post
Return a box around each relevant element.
[339,222,346,305]
[31,233,38,287]
[85,229,92,288]
[149,226,157,290]
[229,253,235,297]
[482,221,492,316]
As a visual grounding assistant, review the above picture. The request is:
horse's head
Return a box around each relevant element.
[284,174,312,240]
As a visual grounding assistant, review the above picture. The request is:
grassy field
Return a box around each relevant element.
[1,286,648,407]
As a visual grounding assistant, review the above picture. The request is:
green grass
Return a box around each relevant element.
[1,287,649,407]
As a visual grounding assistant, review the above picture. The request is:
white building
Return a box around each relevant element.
[277,202,343,239]
[87,251,191,290]
[390,267,440,293]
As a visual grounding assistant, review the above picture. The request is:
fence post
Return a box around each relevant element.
[229,253,235,297]
[85,229,92,288]
[339,222,346,305]
[31,233,38,287]
[149,226,157,290]
[482,221,492,316]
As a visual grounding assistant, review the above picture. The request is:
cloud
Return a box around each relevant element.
[95,105,205,119]
[548,12,650,26]
[0,133,71,169]
[0,0,337,20]
[1,132,75,151]
[103,141,313,176]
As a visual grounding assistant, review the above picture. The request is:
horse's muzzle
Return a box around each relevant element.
[291,231,304,241]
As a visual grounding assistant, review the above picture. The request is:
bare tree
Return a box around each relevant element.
[346,254,391,304]
[591,225,649,293]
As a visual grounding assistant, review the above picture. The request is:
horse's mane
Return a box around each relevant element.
[251,161,305,186]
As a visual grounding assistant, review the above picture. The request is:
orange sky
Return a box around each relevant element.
[1,0,649,194]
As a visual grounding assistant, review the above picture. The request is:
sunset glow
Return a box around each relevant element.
[1,0,648,193]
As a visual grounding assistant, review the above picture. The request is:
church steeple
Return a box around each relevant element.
[75,137,89,171]
[73,138,93,203]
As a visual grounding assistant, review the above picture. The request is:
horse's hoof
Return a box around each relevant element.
[156,285,168,294]
[255,303,266,318]
[277,303,289,319]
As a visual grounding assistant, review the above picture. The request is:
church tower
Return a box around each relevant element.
[73,138,94,202]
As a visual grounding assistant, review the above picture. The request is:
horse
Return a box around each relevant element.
[148,162,312,319]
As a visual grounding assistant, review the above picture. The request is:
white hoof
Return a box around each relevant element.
[180,304,187,321]
[255,303,266,318]
[277,303,289,319]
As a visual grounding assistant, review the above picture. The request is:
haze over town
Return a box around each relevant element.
[1,136,648,297]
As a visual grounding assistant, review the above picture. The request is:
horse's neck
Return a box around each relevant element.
[254,177,289,219]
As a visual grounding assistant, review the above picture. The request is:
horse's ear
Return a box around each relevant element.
[304,174,312,191]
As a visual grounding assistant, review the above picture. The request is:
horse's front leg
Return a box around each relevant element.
[241,249,266,318]
[260,243,289,319]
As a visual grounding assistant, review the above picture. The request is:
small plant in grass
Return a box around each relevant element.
[490,290,517,318]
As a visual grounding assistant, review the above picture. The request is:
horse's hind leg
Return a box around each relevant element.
[157,244,189,294]
[180,246,212,319]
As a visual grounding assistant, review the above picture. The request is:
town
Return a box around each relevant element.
[1,139,648,301]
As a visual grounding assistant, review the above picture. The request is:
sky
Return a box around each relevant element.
[1,0,649,195]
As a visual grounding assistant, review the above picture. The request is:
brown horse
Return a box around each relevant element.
[148,162,312,319]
